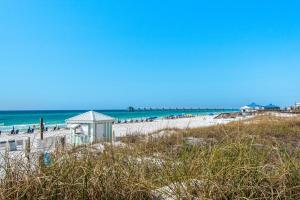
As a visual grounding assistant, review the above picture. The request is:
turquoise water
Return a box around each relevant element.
[0,109,238,132]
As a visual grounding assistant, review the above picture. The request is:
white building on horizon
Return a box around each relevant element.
[240,102,264,113]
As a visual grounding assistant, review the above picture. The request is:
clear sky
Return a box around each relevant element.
[0,0,299,110]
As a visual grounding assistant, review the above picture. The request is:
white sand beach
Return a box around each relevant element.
[113,115,246,137]
[0,112,295,177]
[0,115,248,145]
[2,112,299,156]
[0,114,252,177]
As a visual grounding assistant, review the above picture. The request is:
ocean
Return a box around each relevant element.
[0,109,238,132]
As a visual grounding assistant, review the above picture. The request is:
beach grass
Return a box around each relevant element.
[1,116,300,199]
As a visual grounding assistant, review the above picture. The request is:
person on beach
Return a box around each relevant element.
[27,126,35,133]
[11,126,15,134]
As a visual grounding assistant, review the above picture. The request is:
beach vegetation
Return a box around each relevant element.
[0,116,300,199]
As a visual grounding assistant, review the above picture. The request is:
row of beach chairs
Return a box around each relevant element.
[0,139,24,152]
[0,126,62,136]
[113,117,158,124]
[10,130,20,134]
[0,136,65,152]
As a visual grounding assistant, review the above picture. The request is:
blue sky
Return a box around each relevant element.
[0,0,299,110]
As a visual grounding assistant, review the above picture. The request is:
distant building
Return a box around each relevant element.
[288,102,300,111]
[241,102,281,113]
[240,106,252,113]
[240,102,264,113]
[264,104,280,111]
[294,102,300,110]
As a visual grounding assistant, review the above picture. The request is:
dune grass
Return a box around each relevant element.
[1,116,300,199]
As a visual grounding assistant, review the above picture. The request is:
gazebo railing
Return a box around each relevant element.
[72,134,91,146]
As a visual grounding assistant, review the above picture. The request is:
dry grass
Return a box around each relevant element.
[1,116,300,199]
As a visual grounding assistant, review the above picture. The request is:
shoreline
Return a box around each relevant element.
[0,114,246,143]
[0,112,298,166]
[1,111,298,142]
[0,109,239,132]
[0,109,238,133]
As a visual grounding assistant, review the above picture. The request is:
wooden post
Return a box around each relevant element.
[25,137,31,161]
[60,135,66,149]
[110,134,115,164]
[40,118,44,140]
[112,130,115,144]
[39,118,45,169]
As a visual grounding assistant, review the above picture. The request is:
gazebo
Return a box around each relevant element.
[66,111,115,144]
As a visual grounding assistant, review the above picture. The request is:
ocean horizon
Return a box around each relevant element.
[0,109,238,132]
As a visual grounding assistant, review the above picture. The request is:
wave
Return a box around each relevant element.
[0,123,67,132]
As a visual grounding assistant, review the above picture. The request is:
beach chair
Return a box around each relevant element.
[8,140,17,151]
[16,140,24,150]
[16,140,23,146]
[0,141,7,151]
[44,137,55,149]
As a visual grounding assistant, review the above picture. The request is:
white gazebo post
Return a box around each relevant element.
[88,123,92,143]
